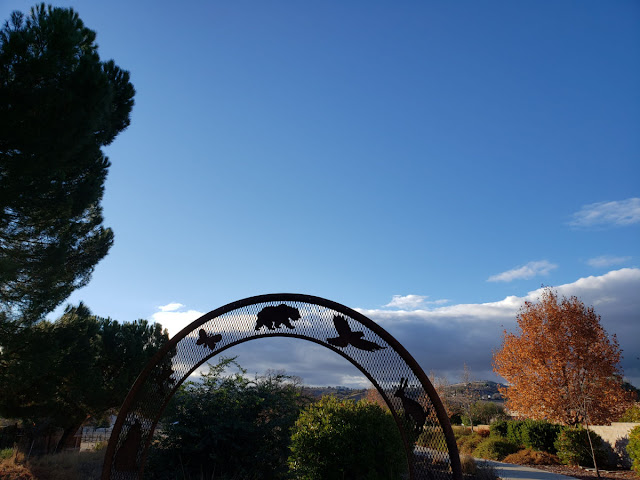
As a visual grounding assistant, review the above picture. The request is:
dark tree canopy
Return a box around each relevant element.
[0,303,168,448]
[0,4,135,323]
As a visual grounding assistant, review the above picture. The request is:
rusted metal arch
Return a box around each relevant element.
[102,293,462,480]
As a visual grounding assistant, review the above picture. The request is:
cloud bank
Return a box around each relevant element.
[149,269,640,388]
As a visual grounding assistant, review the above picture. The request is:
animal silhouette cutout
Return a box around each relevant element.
[255,304,301,330]
[326,315,386,351]
[155,362,175,394]
[196,329,222,350]
[394,377,427,433]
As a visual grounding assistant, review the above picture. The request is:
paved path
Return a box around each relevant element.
[477,460,578,480]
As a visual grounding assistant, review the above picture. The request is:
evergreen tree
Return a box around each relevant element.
[0,304,168,450]
[0,4,134,323]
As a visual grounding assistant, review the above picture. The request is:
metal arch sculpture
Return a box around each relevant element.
[102,294,462,480]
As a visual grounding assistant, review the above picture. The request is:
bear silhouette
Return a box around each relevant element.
[255,304,301,330]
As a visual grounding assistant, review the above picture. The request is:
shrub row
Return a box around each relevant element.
[490,419,561,453]
[467,420,611,468]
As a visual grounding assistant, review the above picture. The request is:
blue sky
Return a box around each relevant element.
[3,1,639,386]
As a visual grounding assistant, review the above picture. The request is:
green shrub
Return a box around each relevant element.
[506,420,526,446]
[490,420,508,438]
[521,420,562,453]
[457,432,484,455]
[494,420,561,453]
[473,437,520,461]
[627,425,640,473]
[146,358,308,480]
[620,404,640,422]
[0,447,14,460]
[288,396,406,480]
[554,427,608,468]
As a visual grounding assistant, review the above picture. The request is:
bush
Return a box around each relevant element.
[503,448,560,465]
[554,427,608,468]
[0,448,13,461]
[288,396,406,480]
[490,420,508,438]
[521,420,562,453]
[457,432,484,455]
[620,404,640,422]
[492,420,562,453]
[627,425,640,473]
[473,437,520,461]
[146,358,309,480]
[506,420,526,446]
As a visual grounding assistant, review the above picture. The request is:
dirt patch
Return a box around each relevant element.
[531,464,639,480]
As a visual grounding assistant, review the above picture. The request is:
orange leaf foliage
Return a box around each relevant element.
[492,289,633,426]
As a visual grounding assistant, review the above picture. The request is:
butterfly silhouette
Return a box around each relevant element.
[196,329,222,350]
[326,315,386,352]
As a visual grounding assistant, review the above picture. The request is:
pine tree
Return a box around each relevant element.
[0,4,134,323]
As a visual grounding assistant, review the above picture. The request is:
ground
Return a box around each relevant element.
[533,464,639,480]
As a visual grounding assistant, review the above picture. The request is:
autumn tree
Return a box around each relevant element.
[493,288,633,426]
[0,4,134,324]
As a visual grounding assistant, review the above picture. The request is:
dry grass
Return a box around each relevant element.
[0,449,104,480]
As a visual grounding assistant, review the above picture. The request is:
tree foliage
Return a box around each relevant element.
[0,4,134,323]
[461,401,507,427]
[288,395,406,480]
[0,304,167,447]
[493,289,633,426]
[146,358,309,480]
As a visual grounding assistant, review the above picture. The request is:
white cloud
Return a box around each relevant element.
[384,294,428,309]
[587,255,632,268]
[570,198,640,228]
[384,295,450,310]
[151,305,204,338]
[487,260,557,282]
[158,302,184,312]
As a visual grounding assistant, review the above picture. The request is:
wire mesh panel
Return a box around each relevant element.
[102,294,461,480]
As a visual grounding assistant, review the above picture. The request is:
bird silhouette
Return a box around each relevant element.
[326,315,386,352]
[196,329,222,350]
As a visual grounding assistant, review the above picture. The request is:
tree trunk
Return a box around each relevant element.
[56,421,84,452]
[584,421,600,478]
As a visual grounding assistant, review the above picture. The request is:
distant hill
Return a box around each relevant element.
[302,386,368,401]
[302,380,506,403]
[443,380,505,402]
